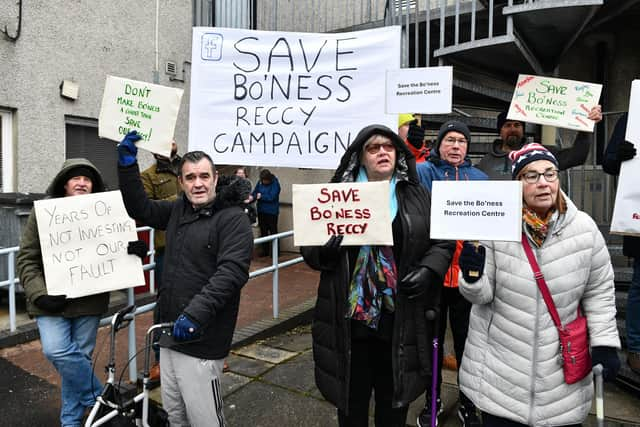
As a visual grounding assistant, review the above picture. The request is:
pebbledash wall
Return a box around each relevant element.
[0,0,192,193]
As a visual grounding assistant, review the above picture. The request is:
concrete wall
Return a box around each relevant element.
[0,0,192,193]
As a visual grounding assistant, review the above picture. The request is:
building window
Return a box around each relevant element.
[0,109,14,192]
[65,117,118,190]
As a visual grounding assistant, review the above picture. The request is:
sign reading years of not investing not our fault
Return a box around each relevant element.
[385,66,453,114]
[188,26,401,170]
[34,191,145,299]
[430,181,522,242]
[507,74,602,132]
[99,75,184,158]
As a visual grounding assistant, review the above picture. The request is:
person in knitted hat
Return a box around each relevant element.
[415,120,486,427]
[456,141,621,426]
[398,113,429,163]
[477,105,603,180]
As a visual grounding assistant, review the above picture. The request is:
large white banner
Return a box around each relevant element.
[611,80,640,236]
[189,26,401,169]
[292,182,393,246]
[34,191,145,298]
[430,181,522,241]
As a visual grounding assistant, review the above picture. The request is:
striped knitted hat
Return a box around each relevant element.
[508,143,559,179]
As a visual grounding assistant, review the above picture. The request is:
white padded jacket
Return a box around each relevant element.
[459,196,620,426]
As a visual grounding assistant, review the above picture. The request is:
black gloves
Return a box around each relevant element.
[34,295,68,313]
[617,141,637,162]
[592,346,621,382]
[127,240,149,259]
[400,266,436,299]
[319,235,343,261]
[406,120,425,149]
[459,241,486,283]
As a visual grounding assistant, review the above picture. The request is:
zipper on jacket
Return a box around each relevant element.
[528,245,541,426]
[343,250,352,414]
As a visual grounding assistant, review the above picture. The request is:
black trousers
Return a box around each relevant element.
[338,335,408,427]
[435,286,471,397]
[257,212,278,256]
[482,412,581,427]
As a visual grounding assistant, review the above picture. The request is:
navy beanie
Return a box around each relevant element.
[436,120,471,150]
[496,111,525,132]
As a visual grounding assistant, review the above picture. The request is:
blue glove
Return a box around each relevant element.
[459,241,486,283]
[592,346,620,382]
[117,130,141,166]
[172,313,200,341]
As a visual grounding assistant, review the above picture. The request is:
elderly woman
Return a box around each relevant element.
[301,125,454,426]
[457,143,621,426]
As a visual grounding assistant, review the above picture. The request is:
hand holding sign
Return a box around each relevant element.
[117,131,141,167]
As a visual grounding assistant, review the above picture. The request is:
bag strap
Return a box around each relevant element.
[521,233,564,330]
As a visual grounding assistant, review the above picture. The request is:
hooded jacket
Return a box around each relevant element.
[458,196,620,425]
[17,158,110,318]
[119,164,254,360]
[301,124,455,412]
[478,132,592,180]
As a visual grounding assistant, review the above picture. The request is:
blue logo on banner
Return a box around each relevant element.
[201,33,223,61]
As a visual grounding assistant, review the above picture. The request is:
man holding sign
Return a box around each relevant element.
[16,159,143,427]
[117,131,254,427]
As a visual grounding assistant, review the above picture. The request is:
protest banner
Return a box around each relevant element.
[292,182,393,246]
[189,26,401,169]
[98,75,184,157]
[610,80,640,236]
[430,181,522,241]
[385,66,453,114]
[507,74,602,132]
[34,191,145,298]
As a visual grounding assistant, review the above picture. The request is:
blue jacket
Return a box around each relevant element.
[416,156,487,191]
[252,177,281,215]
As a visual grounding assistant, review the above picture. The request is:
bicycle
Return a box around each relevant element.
[84,305,173,427]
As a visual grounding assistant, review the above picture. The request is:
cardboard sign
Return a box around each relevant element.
[507,74,602,132]
[34,191,145,298]
[292,182,393,246]
[385,66,453,114]
[430,181,522,241]
[188,26,401,169]
[99,75,184,157]
[611,80,640,236]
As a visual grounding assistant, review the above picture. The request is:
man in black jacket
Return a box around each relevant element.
[117,131,253,426]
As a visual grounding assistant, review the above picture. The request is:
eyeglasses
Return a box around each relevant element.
[521,169,559,184]
[442,137,468,146]
[365,142,395,154]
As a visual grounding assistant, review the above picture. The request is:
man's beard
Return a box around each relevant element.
[504,135,521,149]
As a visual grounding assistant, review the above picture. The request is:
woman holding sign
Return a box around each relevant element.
[456,143,620,426]
[301,124,454,427]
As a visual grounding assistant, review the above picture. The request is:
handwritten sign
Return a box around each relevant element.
[292,182,393,246]
[385,66,453,114]
[507,74,602,132]
[99,75,184,158]
[34,191,145,298]
[611,80,640,236]
[188,26,401,169]
[430,181,522,241]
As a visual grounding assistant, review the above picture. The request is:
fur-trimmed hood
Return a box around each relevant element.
[214,175,252,210]
[46,158,106,197]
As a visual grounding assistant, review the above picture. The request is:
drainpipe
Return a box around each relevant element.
[153,0,160,84]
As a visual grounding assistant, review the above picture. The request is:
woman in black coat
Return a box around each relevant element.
[302,124,454,426]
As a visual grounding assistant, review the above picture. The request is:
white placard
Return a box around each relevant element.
[188,26,401,169]
[430,181,522,241]
[99,75,184,158]
[385,66,453,114]
[292,182,393,246]
[610,80,640,236]
[507,74,602,132]
[34,191,145,298]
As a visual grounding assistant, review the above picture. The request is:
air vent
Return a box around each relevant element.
[165,61,177,76]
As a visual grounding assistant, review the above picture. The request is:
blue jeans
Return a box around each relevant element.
[628,258,640,352]
[36,315,103,427]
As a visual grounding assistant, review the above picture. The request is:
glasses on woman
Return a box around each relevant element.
[521,169,559,184]
[365,142,395,154]
[441,137,468,146]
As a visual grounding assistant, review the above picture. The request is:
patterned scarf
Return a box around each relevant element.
[346,245,397,329]
[522,206,554,247]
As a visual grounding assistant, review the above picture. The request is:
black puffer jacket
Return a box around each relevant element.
[301,125,455,412]
[119,165,254,359]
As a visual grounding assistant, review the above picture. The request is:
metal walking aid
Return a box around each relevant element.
[593,364,605,427]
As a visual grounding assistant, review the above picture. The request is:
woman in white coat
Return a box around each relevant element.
[457,143,621,426]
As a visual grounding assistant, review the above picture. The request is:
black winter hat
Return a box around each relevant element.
[496,111,525,132]
[436,120,471,149]
[60,166,97,187]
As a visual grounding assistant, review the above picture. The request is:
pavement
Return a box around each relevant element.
[1,252,640,426]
